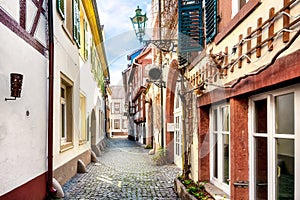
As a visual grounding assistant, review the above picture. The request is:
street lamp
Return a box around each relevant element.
[130,6,148,43]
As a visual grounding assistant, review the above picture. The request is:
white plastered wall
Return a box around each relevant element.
[0,23,48,196]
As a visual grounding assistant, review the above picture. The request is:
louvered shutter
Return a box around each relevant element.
[205,0,217,43]
[84,20,88,60]
[178,0,204,53]
[73,0,80,47]
[57,0,65,19]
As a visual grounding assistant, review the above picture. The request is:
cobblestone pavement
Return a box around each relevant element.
[62,137,181,200]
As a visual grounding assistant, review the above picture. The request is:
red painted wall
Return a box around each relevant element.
[1,173,47,200]
[197,106,210,181]
[230,97,249,199]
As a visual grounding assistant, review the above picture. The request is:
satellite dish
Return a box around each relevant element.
[148,67,161,80]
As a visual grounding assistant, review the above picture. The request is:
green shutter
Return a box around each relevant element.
[205,0,218,43]
[84,21,88,60]
[178,0,204,53]
[73,0,80,47]
[57,0,65,19]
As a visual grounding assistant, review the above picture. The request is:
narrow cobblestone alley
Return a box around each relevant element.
[62,137,181,200]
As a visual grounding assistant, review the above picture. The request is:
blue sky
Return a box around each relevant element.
[97,0,152,85]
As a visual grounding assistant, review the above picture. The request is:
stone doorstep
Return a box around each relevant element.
[202,182,230,200]
[174,178,230,200]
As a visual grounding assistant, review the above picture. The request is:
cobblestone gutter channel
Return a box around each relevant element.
[62,137,181,199]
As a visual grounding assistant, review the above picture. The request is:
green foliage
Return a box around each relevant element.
[187,186,197,193]
[144,145,152,149]
[180,178,212,200]
[183,179,192,185]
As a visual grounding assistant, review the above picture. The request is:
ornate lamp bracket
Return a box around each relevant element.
[144,39,177,52]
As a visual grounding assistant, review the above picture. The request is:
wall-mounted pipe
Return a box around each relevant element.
[47,0,56,196]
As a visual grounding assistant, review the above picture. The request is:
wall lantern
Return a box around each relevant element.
[130,6,148,43]
[5,73,23,101]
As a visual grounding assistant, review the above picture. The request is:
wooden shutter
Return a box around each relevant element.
[57,0,65,19]
[84,20,88,60]
[205,0,218,43]
[73,0,80,47]
[178,0,204,53]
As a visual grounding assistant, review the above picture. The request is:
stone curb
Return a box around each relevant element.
[174,178,198,200]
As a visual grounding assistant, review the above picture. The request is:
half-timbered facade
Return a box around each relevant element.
[0,0,49,199]
[124,48,154,146]
[0,0,109,198]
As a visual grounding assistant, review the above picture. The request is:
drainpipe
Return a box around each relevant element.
[47,0,56,196]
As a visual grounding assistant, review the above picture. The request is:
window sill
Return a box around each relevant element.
[60,142,74,152]
[215,0,261,44]
[79,139,87,145]
[61,24,75,45]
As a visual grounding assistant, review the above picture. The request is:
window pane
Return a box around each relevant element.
[213,109,217,131]
[213,133,218,178]
[114,103,120,114]
[254,99,267,133]
[114,119,120,129]
[223,134,229,184]
[255,137,268,200]
[61,104,66,138]
[276,138,294,199]
[275,93,294,134]
[61,87,65,98]
[122,120,128,129]
[239,0,247,9]
[222,106,229,131]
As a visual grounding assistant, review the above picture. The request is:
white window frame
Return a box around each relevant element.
[249,84,300,200]
[114,102,120,114]
[114,119,120,130]
[122,119,128,129]
[174,84,183,169]
[232,0,249,18]
[210,103,230,194]
[79,92,87,143]
[61,84,67,143]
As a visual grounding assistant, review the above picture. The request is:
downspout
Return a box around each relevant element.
[47,0,56,195]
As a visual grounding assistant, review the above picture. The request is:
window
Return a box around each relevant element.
[174,84,182,169]
[232,0,249,17]
[73,0,80,46]
[56,0,80,46]
[210,104,230,193]
[249,86,300,199]
[80,7,89,60]
[61,85,67,142]
[122,119,128,129]
[114,103,120,114]
[79,93,87,143]
[114,119,120,129]
[57,0,65,19]
[175,116,181,157]
[90,42,102,81]
[60,74,73,150]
